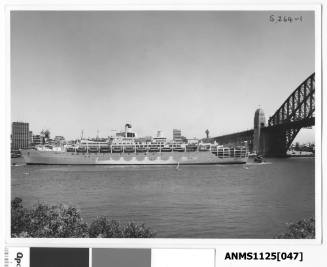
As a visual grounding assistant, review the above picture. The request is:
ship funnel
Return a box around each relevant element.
[125,123,132,137]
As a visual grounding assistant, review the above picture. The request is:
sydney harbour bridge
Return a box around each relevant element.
[209,73,315,157]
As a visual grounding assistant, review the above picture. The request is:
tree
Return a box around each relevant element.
[11,198,155,238]
[205,129,209,139]
[11,198,88,238]
[275,217,315,239]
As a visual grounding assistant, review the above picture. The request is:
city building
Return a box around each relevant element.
[28,131,33,146]
[32,134,42,145]
[173,129,182,143]
[11,122,30,149]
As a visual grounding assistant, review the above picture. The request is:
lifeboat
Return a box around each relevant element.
[100,147,110,153]
[136,146,147,153]
[173,147,185,152]
[88,147,99,153]
[66,147,75,152]
[186,144,197,152]
[148,145,160,152]
[199,145,210,151]
[111,146,123,153]
[161,147,172,152]
[76,146,87,153]
[124,146,135,153]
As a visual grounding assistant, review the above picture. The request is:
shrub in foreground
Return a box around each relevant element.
[11,197,155,238]
[11,198,31,236]
[11,197,88,238]
[122,222,155,238]
[88,217,122,237]
[89,216,155,238]
[275,217,315,239]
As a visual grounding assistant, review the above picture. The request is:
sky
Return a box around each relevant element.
[11,11,315,142]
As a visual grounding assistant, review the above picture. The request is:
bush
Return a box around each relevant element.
[122,222,155,238]
[88,217,122,237]
[11,197,88,238]
[89,216,155,238]
[276,217,315,239]
[11,198,155,238]
[11,198,30,236]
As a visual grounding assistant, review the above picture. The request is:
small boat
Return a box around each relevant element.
[11,152,21,158]
[11,150,22,158]
[254,155,263,163]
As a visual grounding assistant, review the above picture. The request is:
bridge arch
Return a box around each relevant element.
[262,73,315,156]
[210,73,315,157]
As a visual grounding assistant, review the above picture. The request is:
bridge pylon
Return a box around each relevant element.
[253,108,266,155]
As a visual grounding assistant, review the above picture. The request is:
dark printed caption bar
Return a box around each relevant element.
[225,251,303,262]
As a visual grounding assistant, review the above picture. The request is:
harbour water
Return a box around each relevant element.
[11,157,314,238]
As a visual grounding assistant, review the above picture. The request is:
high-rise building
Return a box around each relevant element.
[11,122,29,149]
[173,129,182,143]
[28,131,33,146]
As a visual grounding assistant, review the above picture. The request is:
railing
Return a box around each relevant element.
[66,144,248,158]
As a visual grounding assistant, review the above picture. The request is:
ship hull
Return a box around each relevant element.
[22,150,248,165]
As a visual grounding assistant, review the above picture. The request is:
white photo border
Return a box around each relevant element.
[3,2,323,248]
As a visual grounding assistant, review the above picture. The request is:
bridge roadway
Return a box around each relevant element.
[210,117,315,156]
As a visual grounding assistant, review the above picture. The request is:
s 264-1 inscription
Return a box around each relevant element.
[269,15,303,23]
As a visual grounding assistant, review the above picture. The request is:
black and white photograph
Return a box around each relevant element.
[10,9,318,239]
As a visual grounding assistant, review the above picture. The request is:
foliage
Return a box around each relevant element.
[122,222,155,238]
[11,197,88,238]
[89,216,155,238]
[11,198,30,236]
[275,217,315,239]
[88,217,122,238]
[11,198,155,238]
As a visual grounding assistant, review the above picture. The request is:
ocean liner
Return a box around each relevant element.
[22,124,248,165]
